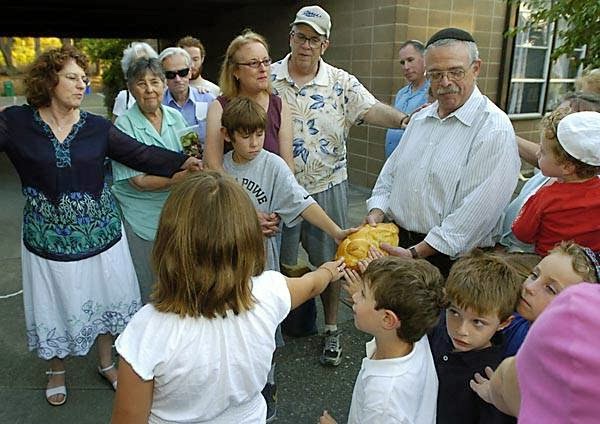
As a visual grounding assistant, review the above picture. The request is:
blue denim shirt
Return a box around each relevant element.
[384,80,430,158]
[163,86,215,143]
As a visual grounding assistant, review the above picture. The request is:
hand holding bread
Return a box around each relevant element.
[335,223,400,270]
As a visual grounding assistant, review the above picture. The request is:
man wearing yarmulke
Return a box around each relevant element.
[367,28,520,276]
[271,5,410,367]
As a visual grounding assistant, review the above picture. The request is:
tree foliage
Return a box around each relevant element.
[78,38,132,114]
[510,0,600,68]
[0,37,61,73]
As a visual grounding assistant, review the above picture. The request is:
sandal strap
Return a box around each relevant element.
[98,362,116,373]
[46,385,67,397]
[46,370,66,376]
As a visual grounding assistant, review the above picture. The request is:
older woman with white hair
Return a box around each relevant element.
[111,57,191,304]
[112,41,158,121]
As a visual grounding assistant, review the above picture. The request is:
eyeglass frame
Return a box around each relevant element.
[164,68,190,80]
[290,31,325,49]
[58,72,91,87]
[236,58,272,69]
[425,61,476,83]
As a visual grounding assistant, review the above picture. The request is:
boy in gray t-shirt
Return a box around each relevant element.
[221,96,354,422]
[221,97,352,272]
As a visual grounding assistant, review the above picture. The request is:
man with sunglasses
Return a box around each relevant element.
[158,47,215,144]
[367,28,520,277]
[271,5,409,368]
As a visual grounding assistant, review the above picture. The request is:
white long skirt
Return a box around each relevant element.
[21,229,141,360]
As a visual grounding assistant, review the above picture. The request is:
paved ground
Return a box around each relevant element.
[0,94,372,423]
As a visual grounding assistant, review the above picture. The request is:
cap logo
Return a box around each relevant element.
[303,10,323,18]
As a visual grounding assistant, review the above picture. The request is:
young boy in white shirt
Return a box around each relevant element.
[320,256,445,424]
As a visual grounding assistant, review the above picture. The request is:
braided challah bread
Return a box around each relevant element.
[335,223,400,270]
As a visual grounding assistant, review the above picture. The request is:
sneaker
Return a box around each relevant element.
[320,330,342,366]
[261,382,277,422]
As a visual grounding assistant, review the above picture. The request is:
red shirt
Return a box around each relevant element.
[512,177,600,255]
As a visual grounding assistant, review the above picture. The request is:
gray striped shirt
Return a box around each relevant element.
[367,87,520,257]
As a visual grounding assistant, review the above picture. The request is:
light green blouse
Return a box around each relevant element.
[111,104,187,240]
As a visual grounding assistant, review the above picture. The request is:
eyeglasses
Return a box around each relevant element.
[164,68,190,79]
[58,73,90,87]
[290,31,324,49]
[426,67,470,82]
[236,58,272,69]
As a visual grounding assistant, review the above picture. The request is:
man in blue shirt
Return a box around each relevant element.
[159,47,215,144]
[384,40,430,158]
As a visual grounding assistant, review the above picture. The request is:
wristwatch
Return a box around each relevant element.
[409,246,420,259]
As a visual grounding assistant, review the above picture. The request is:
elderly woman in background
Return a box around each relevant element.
[112,41,159,121]
[111,57,190,303]
[0,46,200,406]
[204,30,293,171]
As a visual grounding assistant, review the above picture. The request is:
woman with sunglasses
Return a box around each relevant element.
[0,46,201,406]
[111,57,193,306]
[204,30,294,172]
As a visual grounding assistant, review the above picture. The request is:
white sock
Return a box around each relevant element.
[324,324,338,333]
[267,363,276,385]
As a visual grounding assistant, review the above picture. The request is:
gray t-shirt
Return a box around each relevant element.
[224,149,315,271]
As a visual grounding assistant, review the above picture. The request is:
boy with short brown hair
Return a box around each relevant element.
[428,250,521,424]
[320,256,445,424]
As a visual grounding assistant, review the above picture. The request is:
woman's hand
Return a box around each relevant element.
[470,366,495,404]
[181,156,203,172]
[257,212,280,237]
[318,258,346,282]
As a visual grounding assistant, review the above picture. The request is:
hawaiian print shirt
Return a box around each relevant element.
[271,54,376,195]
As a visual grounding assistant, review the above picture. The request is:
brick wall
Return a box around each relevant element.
[197,1,535,189]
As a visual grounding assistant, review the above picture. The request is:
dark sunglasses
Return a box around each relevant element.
[164,68,190,79]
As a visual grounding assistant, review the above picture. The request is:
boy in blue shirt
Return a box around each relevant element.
[428,250,521,424]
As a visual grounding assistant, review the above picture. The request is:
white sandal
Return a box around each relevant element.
[98,362,118,390]
[45,370,67,406]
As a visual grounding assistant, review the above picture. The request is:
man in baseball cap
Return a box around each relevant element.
[291,5,331,38]
[271,5,409,370]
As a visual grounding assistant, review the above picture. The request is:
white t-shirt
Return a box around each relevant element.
[190,77,221,96]
[347,336,438,424]
[115,270,291,424]
[112,89,136,117]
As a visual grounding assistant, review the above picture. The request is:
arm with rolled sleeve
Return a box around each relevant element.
[425,128,520,256]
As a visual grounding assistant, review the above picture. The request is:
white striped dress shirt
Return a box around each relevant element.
[367,87,520,257]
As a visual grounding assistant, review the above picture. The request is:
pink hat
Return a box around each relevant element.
[517,283,600,423]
